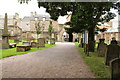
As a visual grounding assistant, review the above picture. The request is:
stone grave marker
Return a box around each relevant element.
[38,38,45,47]
[31,42,37,47]
[22,42,31,46]
[117,41,120,46]
[50,38,55,44]
[105,41,120,66]
[2,13,9,49]
[14,39,19,44]
[97,39,107,57]
[111,58,120,80]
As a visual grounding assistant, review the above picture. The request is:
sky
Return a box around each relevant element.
[0,0,48,18]
[0,0,119,22]
[0,0,67,24]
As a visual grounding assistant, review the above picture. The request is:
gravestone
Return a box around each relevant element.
[117,41,120,46]
[38,38,45,47]
[111,58,120,80]
[22,42,31,46]
[14,39,19,44]
[2,13,9,49]
[50,38,55,44]
[97,39,107,57]
[31,42,37,47]
[105,41,120,66]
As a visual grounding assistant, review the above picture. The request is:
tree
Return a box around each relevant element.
[48,20,54,44]
[38,2,119,52]
[19,1,119,52]
[35,21,42,41]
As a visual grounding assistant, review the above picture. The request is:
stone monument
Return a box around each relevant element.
[38,38,45,47]
[97,39,107,57]
[2,13,9,49]
[105,41,120,66]
[111,58,120,80]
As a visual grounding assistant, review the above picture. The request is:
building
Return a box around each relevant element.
[0,12,78,42]
[0,13,22,39]
[96,19,120,43]
[20,12,77,42]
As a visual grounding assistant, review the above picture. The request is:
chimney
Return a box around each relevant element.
[31,12,33,16]
[34,11,37,15]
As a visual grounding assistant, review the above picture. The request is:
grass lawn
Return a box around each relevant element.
[0,44,56,59]
[75,42,110,79]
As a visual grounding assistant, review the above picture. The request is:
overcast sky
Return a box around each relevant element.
[0,0,119,22]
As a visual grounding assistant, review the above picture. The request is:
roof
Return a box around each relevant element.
[23,14,50,21]
[106,28,120,32]
[8,25,22,30]
[97,25,112,29]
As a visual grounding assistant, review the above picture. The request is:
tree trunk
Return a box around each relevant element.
[88,27,95,52]
[50,33,52,44]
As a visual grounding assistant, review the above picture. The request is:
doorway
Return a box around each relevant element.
[67,32,73,42]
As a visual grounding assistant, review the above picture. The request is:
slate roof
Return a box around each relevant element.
[106,28,120,32]
[23,14,50,21]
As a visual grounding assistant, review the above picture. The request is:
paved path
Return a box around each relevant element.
[1,42,94,78]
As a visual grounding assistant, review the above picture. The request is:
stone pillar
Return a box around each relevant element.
[2,13,9,49]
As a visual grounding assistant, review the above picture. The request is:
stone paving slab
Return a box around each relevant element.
[1,42,95,78]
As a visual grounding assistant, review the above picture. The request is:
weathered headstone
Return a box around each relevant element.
[31,42,37,47]
[97,39,107,57]
[2,13,9,49]
[105,41,120,66]
[117,41,120,46]
[38,38,45,47]
[111,58,120,80]
[14,39,19,44]
[50,38,55,44]
[23,42,31,46]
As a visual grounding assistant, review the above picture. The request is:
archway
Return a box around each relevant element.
[62,32,69,42]
[67,32,73,42]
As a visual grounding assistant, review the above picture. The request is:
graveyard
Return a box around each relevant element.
[1,42,56,59]
[0,0,120,80]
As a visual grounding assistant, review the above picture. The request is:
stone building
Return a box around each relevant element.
[96,20,120,43]
[0,12,78,42]
[20,12,77,42]
[0,13,22,40]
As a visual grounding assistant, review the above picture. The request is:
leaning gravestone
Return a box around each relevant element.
[97,39,107,57]
[111,58,120,80]
[105,41,120,66]
[2,13,9,49]
[38,38,45,47]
